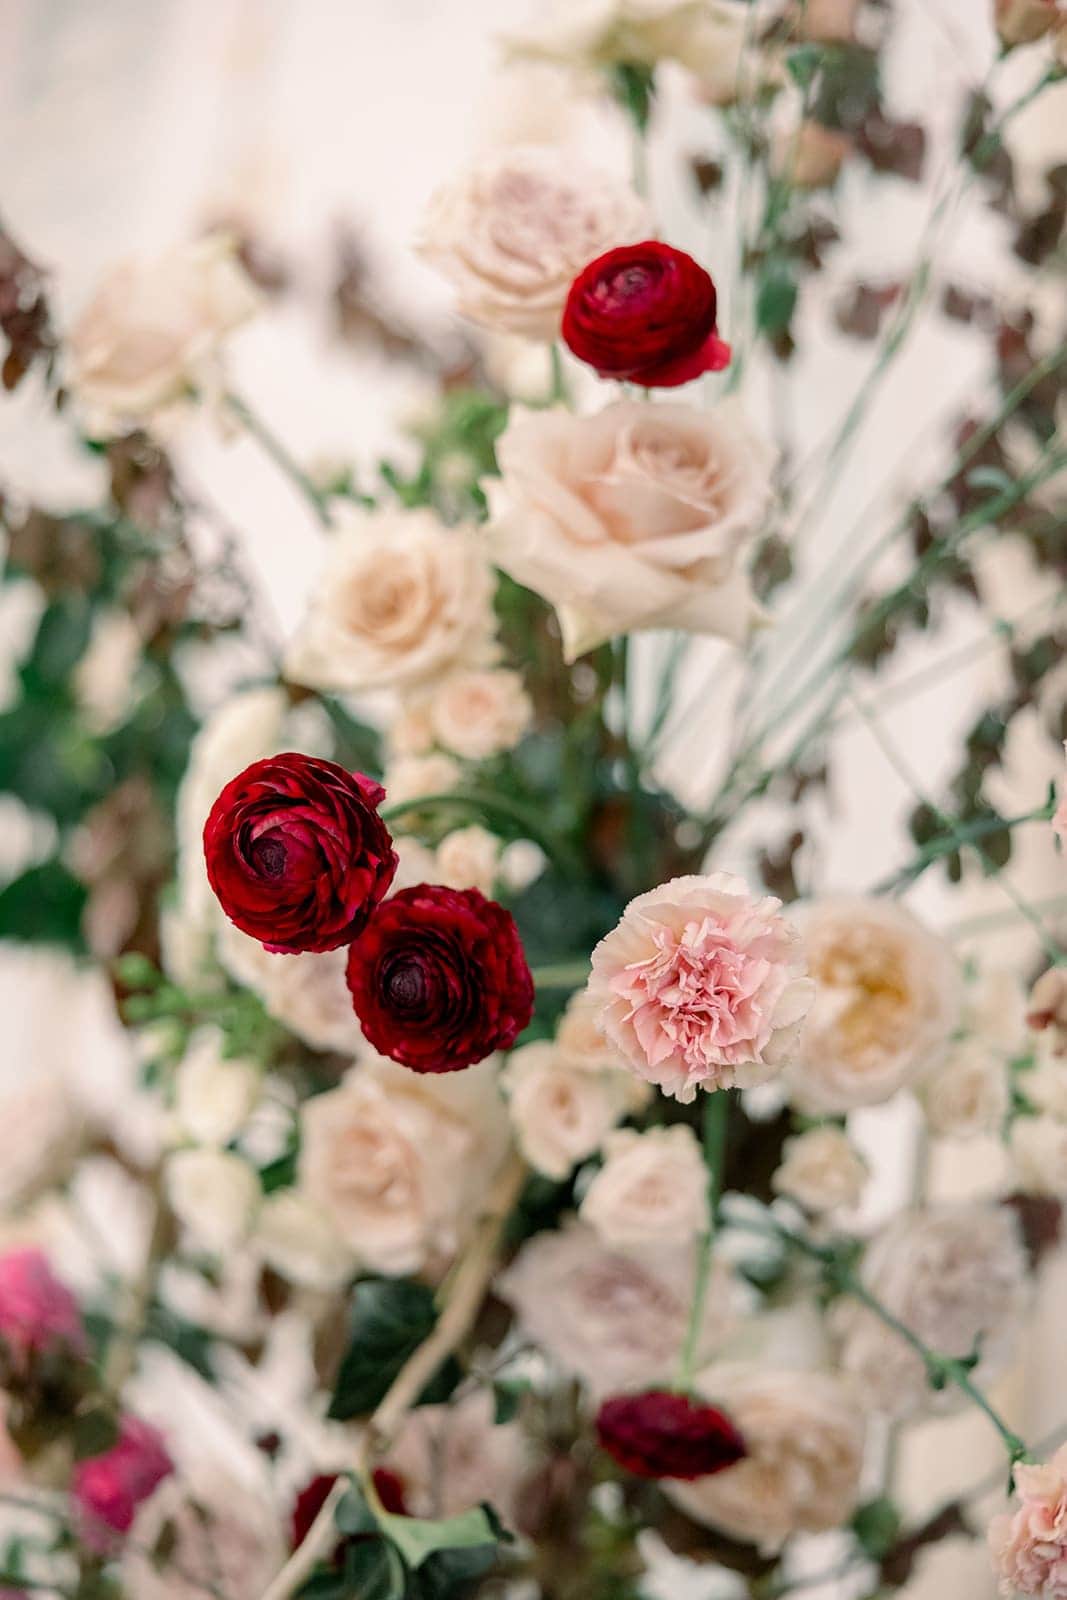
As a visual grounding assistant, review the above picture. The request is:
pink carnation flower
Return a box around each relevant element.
[588,873,814,1103]
[0,1250,86,1365]
[73,1416,174,1552]
[991,1446,1067,1596]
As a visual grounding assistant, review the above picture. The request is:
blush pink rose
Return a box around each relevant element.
[990,1445,1067,1596]
[73,1416,174,1551]
[588,873,813,1103]
[0,1250,86,1365]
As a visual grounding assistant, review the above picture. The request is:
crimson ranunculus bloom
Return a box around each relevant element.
[346,883,534,1073]
[203,753,398,954]
[562,240,731,388]
[595,1390,747,1481]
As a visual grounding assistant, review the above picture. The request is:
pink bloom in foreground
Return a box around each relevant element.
[0,1250,86,1364]
[588,873,813,1103]
[990,1445,1067,1596]
[73,1416,174,1551]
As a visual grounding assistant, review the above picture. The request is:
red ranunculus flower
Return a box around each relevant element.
[562,240,731,388]
[203,753,397,954]
[346,884,534,1073]
[595,1390,747,1481]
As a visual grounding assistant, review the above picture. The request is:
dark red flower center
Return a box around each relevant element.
[385,956,431,1013]
[251,835,288,879]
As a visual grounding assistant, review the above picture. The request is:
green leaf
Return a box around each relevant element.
[71,1403,119,1461]
[375,1505,499,1572]
[0,859,87,949]
[852,1495,902,1560]
[336,1486,378,1539]
[756,265,798,338]
[298,1537,405,1600]
[786,44,823,92]
[610,61,655,134]
[492,1377,530,1425]
[19,596,94,696]
[329,1280,458,1421]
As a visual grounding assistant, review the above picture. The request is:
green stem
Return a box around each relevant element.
[873,799,1058,896]
[225,392,332,527]
[530,961,590,990]
[677,1090,731,1391]
[381,789,580,876]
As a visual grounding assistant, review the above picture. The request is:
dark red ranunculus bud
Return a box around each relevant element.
[346,883,534,1073]
[203,753,397,954]
[595,1390,747,1481]
[562,241,731,388]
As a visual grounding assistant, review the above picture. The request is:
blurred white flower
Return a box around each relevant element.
[121,1471,285,1600]
[73,610,142,733]
[503,1039,628,1179]
[165,1148,260,1253]
[383,753,462,808]
[426,668,533,762]
[217,922,364,1055]
[66,234,259,435]
[499,838,548,894]
[580,1124,709,1248]
[0,1075,81,1216]
[384,1388,528,1527]
[254,1189,355,1291]
[1010,1114,1067,1197]
[435,825,501,895]
[771,1125,867,1214]
[171,1029,260,1147]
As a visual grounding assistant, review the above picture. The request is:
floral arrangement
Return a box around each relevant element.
[0,3,1065,1599]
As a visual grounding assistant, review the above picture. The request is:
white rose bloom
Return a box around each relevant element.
[285,507,498,694]
[1010,1115,1067,1196]
[389,835,440,895]
[419,145,647,340]
[488,400,773,660]
[217,923,364,1055]
[834,1205,1029,1419]
[580,1125,709,1249]
[73,609,142,733]
[66,234,259,435]
[172,1029,260,1147]
[497,1219,735,1397]
[786,898,962,1115]
[384,1389,527,1528]
[664,1367,865,1553]
[503,1040,629,1179]
[383,753,462,808]
[298,1056,509,1275]
[771,1125,867,1214]
[499,837,548,894]
[435,825,501,896]
[0,1076,81,1214]
[121,1472,285,1600]
[916,1040,1009,1139]
[254,1190,356,1291]
[426,668,533,762]
[165,1148,260,1253]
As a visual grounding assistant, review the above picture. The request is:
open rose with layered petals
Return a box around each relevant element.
[487,397,773,659]
[562,241,730,387]
[588,872,813,1103]
[595,1390,746,1480]
[203,753,397,954]
[346,884,533,1073]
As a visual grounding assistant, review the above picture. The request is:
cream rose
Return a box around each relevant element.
[382,753,462,809]
[771,1125,867,1214]
[786,898,962,1115]
[588,873,813,1104]
[580,1125,709,1249]
[67,234,259,434]
[217,923,365,1056]
[419,145,647,340]
[663,1367,865,1553]
[384,1390,527,1528]
[426,668,534,762]
[254,1190,356,1292]
[1010,1115,1067,1196]
[834,1205,1029,1419]
[171,1029,260,1147]
[488,399,774,660]
[285,507,498,694]
[503,1040,629,1179]
[165,1149,260,1253]
[435,825,502,896]
[555,989,648,1115]
[298,1056,509,1275]
[916,1040,1009,1139]
[497,1218,735,1397]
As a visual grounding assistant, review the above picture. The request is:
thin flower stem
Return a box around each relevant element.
[677,1090,731,1392]
[225,392,332,528]
[530,961,591,990]
[872,802,1057,896]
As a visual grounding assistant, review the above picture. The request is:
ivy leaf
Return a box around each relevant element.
[852,1496,902,1561]
[329,1280,459,1420]
[756,265,798,339]
[786,44,823,92]
[0,859,87,949]
[375,1504,503,1572]
[299,1537,405,1600]
[610,61,656,134]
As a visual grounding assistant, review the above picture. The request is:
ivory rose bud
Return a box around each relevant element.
[497,1219,735,1397]
[663,1367,865,1552]
[488,399,772,660]
[172,1029,260,1147]
[66,234,259,434]
[426,669,533,762]
[254,1190,355,1291]
[580,1125,709,1249]
[990,1443,1067,1597]
[588,873,813,1104]
[298,1056,508,1275]
[503,1040,629,1179]
[916,1040,1010,1139]
[383,754,462,809]
[383,1389,527,1527]
[0,1249,86,1364]
[834,1205,1028,1419]
[786,898,962,1115]
[435,825,501,896]
[419,145,647,340]
[217,925,364,1055]
[1010,1115,1067,1196]
[995,0,1060,45]
[165,1149,260,1253]
[771,1126,867,1214]
[285,507,498,695]
[73,1417,173,1551]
